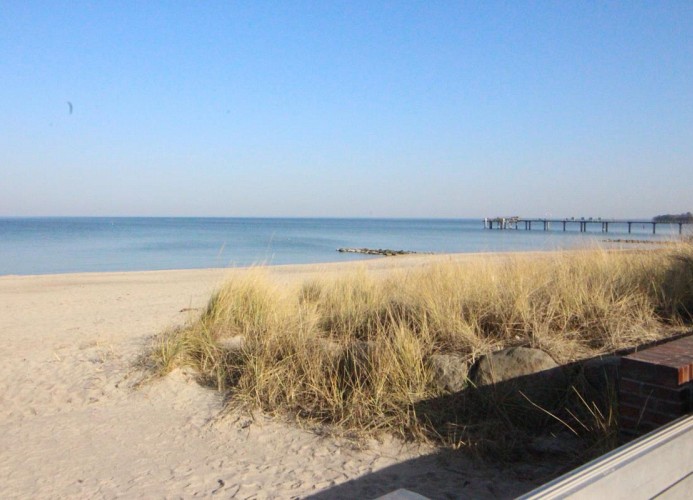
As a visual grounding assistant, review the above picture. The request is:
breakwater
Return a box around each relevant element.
[337,248,423,256]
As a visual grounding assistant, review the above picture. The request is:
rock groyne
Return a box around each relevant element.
[337,247,424,256]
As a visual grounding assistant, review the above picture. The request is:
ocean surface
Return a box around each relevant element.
[0,217,687,275]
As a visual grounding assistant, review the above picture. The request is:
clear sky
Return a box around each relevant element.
[2,1,692,218]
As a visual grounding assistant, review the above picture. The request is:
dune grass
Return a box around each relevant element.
[143,245,693,454]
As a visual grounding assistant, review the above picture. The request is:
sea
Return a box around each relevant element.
[0,217,687,276]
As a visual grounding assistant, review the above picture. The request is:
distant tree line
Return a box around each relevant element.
[653,212,693,223]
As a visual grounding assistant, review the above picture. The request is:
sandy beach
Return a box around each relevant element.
[0,255,556,499]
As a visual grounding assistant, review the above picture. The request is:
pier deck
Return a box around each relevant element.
[484,217,691,235]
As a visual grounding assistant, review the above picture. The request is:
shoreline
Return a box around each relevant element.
[0,247,592,280]
[2,216,686,277]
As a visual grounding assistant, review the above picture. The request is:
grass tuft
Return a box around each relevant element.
[144,245,693,455]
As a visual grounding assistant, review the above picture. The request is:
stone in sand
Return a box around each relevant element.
[429,353,469,393]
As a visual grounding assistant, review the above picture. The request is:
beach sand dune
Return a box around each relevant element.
[0,259,545,498]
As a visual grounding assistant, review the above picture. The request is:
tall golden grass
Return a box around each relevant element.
[144,245,693,451]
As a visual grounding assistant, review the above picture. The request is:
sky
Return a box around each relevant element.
[1,1,692,218]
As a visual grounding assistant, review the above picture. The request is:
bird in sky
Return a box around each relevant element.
[67,101,73,115]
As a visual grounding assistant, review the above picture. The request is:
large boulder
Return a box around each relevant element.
[429,354,469,393]
[469,347,568,426]
[471,346,559,386]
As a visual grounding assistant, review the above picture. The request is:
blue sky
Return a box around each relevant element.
[2,1,692,218]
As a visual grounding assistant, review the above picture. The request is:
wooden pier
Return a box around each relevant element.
[484,217,690,235]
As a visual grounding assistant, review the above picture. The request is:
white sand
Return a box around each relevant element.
[0,256,549,498]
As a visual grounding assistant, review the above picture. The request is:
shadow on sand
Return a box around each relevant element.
[308,364,593,499]
[309,333,693,499]
[305,446,560,499]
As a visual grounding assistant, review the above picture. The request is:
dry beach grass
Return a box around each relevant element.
[145,244,693,456]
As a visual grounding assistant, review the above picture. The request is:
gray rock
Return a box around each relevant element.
[471,346,559,386]
[429,354,469,393]
[470,347,568,425]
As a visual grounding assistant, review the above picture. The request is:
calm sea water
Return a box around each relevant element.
[0,217,687,275]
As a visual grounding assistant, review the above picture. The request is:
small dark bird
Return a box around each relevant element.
[67,101,73,115]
